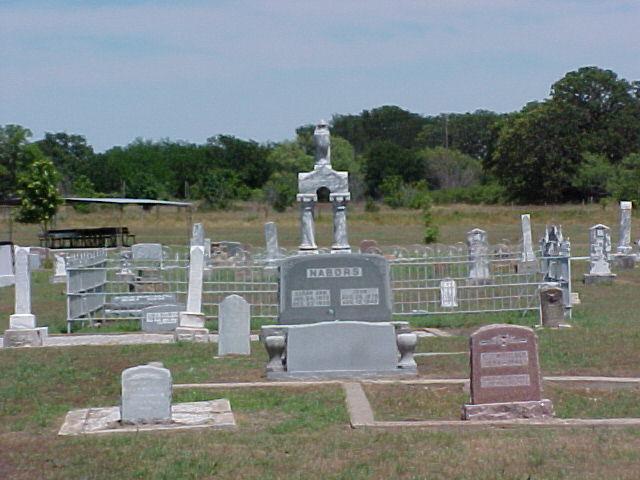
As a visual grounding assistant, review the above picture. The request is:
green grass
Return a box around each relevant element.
[3,203,640,478]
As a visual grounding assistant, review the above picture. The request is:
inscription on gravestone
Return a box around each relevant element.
[121,363,172,424]
[469,324,542,405]
[278,254,392,325]
[140,304,182,332]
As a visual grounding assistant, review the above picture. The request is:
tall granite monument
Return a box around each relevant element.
[297,121,351,253]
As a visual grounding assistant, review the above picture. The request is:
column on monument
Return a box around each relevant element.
[331,194,351,252]
[297,194,317,252]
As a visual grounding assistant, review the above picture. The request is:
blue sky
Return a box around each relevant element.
[1,1,639,152]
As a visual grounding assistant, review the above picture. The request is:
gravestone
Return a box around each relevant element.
[190,223,205,247]
[120,363,172,424]
[539,285,565,328]
[4,246,48,347]
[217,295,250,356]
[519,214,537,273]
[462,324,553,420]
[359,239,381,255]
[176,245,208,342]
[28,253,42,271]
[109,293,177,310]
[0,242,15,287]
[264,222,281,262]
[584,224,616,284]
[204,238,212,259]
[440,278,458,308]
[615,201,635,269]
[140,304,182,332]
[277,253,392,325]
[50,254,67,284]
[467,228,490,283]
[266,321,415,379]
[131,243,163,262]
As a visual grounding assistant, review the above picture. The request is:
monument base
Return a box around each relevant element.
[174,326,209,343]
[583,273,616,285]
[9,313,36,329]
[178,312,205,328]
[268,367,416,380]
[3,327,48,348]
[462,399,554,421]
[330,247,352,254]
[613,255,635,269]
[0,275,15,287]
[297,248,319,255]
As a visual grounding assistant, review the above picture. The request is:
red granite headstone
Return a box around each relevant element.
[469,324,542,405]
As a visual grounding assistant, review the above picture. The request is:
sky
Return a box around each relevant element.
[1,0,639,152]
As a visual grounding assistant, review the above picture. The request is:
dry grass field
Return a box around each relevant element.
[2,202,640,479]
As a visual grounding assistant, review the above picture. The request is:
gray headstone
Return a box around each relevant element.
[539,285,564,327]
[264,222,280,261]
[587,224,613,276]
[131,243,163,262]
[190,223,205,247]
[285,321,399,376]
[141,304,182,332]
[185,245,204,313]
[121,363,172,424]
[278,253,392,325]
[0,243,15,287]
[467,228,490,281]
[28,252,41,271]
[617,201,633,254]
[218,295,250,356]
[521,214,536,262]
[109,293,177,310]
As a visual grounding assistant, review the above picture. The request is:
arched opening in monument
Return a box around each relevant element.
[316,186,330,203]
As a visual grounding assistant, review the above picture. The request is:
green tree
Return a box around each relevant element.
[419,147,482,189]
[363,140,422,198]
[206,135,272,189]
[15,145,62,234]
[609,153,640,204]
[196,168,246,210]
[0,124,32,199]
[263,171,297,212]
[571,153,615,201]
[36,132,94,194]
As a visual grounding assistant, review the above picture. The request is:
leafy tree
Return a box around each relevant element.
[15,145,62,233]
[571,153,615,201]
[206,135,272,189]
[0,124,32,199]
[609,153,640,204]
[417,111,503,161]
[332,106,427,153]
[263,171,297,212]
[363,140,422,198]
[36,132,94,194]
[267,141,313,173]
[196,168,246,210]
[419,147,482,189]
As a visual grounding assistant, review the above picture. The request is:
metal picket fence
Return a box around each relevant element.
[65,242,553,331]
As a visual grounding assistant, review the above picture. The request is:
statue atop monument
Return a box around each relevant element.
[313,120,331,168]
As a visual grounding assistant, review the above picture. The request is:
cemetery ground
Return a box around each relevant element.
[2,204,640,478]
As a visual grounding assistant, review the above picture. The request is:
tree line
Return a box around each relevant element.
[2,66,640,212]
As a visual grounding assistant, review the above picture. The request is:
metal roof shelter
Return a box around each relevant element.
[2,197,194,243]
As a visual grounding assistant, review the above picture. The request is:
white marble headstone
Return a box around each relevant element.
[0,243,15,287]
[218,295,251,356]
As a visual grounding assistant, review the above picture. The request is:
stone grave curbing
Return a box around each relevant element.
[462,324,554,421]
